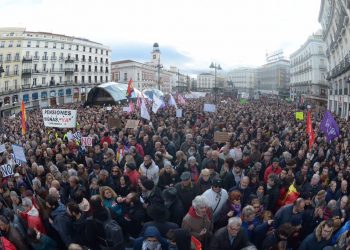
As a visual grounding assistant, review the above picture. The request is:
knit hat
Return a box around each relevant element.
[180,171,191,181]
[141,179,154,191]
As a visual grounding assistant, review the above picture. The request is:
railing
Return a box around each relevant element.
[50,56,57,61]
[22,56,32,62]
[42,56,48,61]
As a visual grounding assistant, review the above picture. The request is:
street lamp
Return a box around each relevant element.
[209,62,222,103]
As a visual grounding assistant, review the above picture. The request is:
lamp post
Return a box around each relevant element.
[156,58,163,90]
[209,62,222,103]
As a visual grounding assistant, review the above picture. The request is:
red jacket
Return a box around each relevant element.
[264,165,282,183]
[126,170,140,189]
[20,206,46,234]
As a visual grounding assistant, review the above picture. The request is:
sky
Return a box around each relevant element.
[0,0,322,74]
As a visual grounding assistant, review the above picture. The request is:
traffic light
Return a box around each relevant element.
[0,65,4,77]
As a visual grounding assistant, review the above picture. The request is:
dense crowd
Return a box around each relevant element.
[0,96,349,250]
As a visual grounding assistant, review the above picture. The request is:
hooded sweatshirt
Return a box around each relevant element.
[133,226,169,250]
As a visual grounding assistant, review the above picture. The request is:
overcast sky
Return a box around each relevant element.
[1,0,322,74]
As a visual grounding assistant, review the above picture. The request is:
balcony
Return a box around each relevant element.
[22,56,32,63]
[21,69,32,77]
[14,57,20,62]
[32,70,41,74]
[33,56,40,61]
[50,56,57,61]
[21,84,31,89]
[59,57,64,61]
[5,58,12,63]
[42,56,48,61]
[65,57,74,63]
[64,68,74,75]
[50,69,64,73]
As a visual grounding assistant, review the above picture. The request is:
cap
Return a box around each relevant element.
[180,171,191,181]
[272,158,279,163]
[212,178,223,187]
[126,162,136,171]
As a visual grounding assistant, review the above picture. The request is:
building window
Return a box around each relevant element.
[88,76,91,83]
[27,41,31,47]
[36,41,40,47]
[61,43,64,49]
[14,65,18,75]
[42,77,46,85]
[45,41,48,48]
[100,76,103,82]
[14,80,18,89]
[81,76,85,83]
[137,73,140,81]
[0,41,4,48]
[83,46,85,52]
[8,41,13,47]
[53,42,56,48]
[15,53,19,61]
[124,73,127,81]
[33,78,37,86]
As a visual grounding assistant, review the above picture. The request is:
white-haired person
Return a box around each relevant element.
[182,195,213,249]
[210,217,251,250]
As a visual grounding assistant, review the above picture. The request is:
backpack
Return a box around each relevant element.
[95,209,125,250]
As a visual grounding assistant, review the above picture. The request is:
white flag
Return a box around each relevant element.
[152,96,164,113]
[141,99,150,120]
[168,94,178,109]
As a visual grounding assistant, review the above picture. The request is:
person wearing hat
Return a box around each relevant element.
[133,226,169,250]
[174,171,198,212]
[162,187,185,226]
[124,162,140,189]
[202,178,228,223]
[139,178,163,208]
[263,157,282,183]
[141,204,178,238]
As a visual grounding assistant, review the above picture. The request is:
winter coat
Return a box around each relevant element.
[175,182,198,212]
[263,183,279,212]
[50,203,72,246]
[196,177,212,195]
[210,227,250,250]
[201,188,228,223]
[133,226,169,250]
[29,234,59,250]
[103,198,123,217]
[274,204,303,228]
[299,220,333,250]
[182,206,213,245]
[4,225,30,250]
[84,207,109,250]
[139,160,159,184]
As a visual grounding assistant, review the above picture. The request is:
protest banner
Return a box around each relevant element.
[108,117,122,129]
[12,145,26,162]
[203,104,216,112]
[295,112,304,121]
[106,107,112,111]
[240,99,248,105]
[81,137,93,147]
[42,109,77,128]
[125,119,139,129]
[0,164,13,177]
[214,132,231,143]
[176,109,183,118]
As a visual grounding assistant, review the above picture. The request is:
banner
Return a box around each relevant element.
[214,132,231,143]
[73,131,81,142]
[81,137,93,147]
[0,144,6,154]
[203,104,216,112]
[125,119,140,129]
[152,96,164,113]
[42,109,77,128]
[0,164,13,177]
[295,112,304,121]
[320,110,340,143]
[141,99,150,120]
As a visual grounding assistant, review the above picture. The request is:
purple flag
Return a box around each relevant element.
[320,110,340,143]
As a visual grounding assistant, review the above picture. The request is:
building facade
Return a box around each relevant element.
[0,27,111,116]
[196,73,225,91]
[257,59,290,97]
[319,0,350,118]
[227,67,257,95]
[111,43,187,94]
[289,31,328,104]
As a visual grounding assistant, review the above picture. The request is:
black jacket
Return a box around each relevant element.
[210,227,250,250]
[263,184,279,211]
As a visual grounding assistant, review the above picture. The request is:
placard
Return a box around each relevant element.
[214,132,231,143]
[73,131,81,142]
[12,145,26,162]
[42,109,77,128]
[81,137,93,147]
[0,144,6,154]
[0,164,13,177]
[125,119,139,129]
[106,107,112,111]
[176,109,183,118]
[295,112,304,121]
[122,107,130,112]
[108,117,122,129]
[203,104,216,112]
[67,132,74,141]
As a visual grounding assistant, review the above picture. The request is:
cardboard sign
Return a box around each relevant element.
[125,119,140,129]
[203,104,216,112]
[0,164,13,177]
[81,137,93,147]
[106,107,112,111]
[42,109,77,128]
[214,132,231,143]
[295,112,304,121]
[108,117,122,129]
[12,145,26,162]
[10,153,22,165]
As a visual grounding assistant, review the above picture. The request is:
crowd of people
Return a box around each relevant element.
[0,96,348,249]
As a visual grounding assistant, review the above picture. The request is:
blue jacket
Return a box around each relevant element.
[133,226,169,250]
[50,203,72,246]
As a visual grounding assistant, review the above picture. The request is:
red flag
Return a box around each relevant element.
[126,79,134,98]
[21,100,27,135]
[306,111,312,135]
[306,111,314,151]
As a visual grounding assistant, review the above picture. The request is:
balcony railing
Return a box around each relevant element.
[50,56,57,61]
[21,84,31,89]
[42,56,48,61]
[65,68,74,75]
[22,56,32,63]
[65,57,74,63]
[21,69,32,76]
